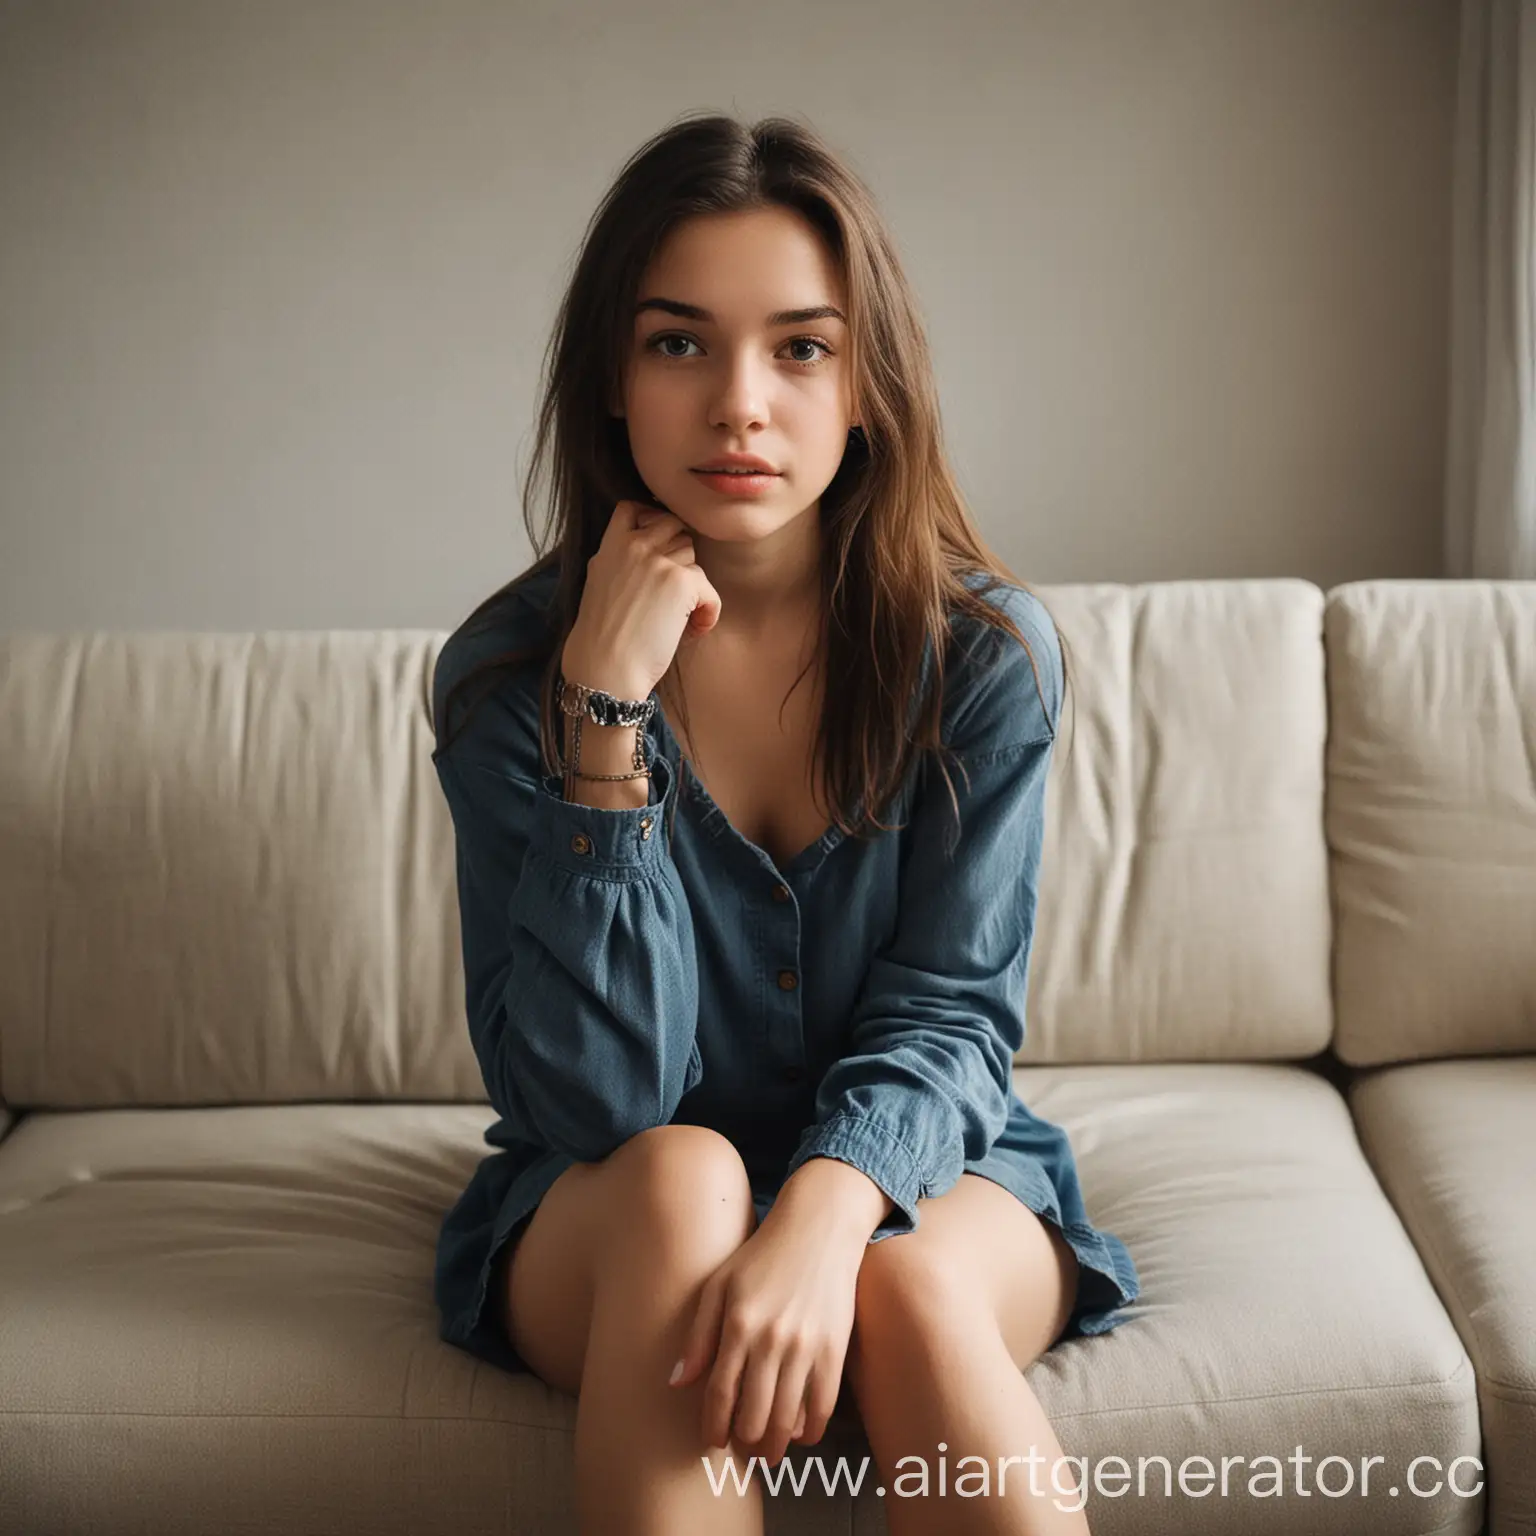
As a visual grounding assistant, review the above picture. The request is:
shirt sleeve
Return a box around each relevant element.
[432,645,701,1165]
[781,590,1063,1239]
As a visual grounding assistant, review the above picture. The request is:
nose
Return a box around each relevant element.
[708,345,771,434]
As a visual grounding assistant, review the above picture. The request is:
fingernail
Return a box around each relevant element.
[668,1358,685,1385]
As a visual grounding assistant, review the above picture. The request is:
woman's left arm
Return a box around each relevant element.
[781,594,1064,1241]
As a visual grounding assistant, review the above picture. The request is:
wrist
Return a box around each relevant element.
[774,1155,895,1242]
[560,636,654,702]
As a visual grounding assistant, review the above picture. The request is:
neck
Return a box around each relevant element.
[689,502,824,642]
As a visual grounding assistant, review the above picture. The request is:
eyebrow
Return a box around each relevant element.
[634,298,847,327]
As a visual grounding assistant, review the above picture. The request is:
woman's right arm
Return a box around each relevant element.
[433,502,720,1163]
[434,700,701,1164]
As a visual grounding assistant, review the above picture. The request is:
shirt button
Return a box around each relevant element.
[783,1064,805,1084]
[570,833,592,856]
[777,970,798,991]
[771,883,791,903]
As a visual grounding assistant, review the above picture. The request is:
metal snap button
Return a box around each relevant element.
[640,816,653,841]
[777,969,798,991]
[771,883,791,903]
[570,833,592,856]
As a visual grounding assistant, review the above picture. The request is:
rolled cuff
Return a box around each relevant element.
[783,1111,925,1240]
[529,752,677,879]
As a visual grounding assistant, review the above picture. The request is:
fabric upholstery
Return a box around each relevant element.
[1327,581,1536,1065]
[1027,581,1331,1063]
[1352,1059,1536,1536]
[0,632,470,1106]
[0,1065,1482,1536]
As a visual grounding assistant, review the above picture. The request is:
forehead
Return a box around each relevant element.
[637,206,845,319]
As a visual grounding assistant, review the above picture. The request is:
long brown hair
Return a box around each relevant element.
[425,110,1072,854]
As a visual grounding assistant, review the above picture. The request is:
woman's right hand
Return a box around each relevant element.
[561,501,722,699]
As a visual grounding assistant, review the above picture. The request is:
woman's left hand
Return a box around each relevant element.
[669,1203,865,1464]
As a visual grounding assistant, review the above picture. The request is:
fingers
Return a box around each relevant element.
[730,1331,787,1448]
[668,1256,841,1461]
[701,1321,751,1451]
[626,503,689,545]
[669,1275,724,1393]
[752,1345,813,1467]
[797,1356,844,1447]
[683,573,721,634]
[622,505,715,632]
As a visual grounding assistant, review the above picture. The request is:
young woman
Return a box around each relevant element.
[428,111,1139,1536]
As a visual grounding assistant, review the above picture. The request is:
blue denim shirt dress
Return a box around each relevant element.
[430,561,1140,1376]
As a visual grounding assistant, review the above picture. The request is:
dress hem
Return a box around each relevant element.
[440,1145,1138,1377]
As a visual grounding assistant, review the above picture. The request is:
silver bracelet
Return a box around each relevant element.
[557,676,653,800]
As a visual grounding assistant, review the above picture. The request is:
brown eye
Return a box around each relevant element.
[647,334,700,359]
[785,338,833,366]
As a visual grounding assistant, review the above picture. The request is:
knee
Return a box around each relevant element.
[604,1125,756,1264]
[850,1239,967,1369]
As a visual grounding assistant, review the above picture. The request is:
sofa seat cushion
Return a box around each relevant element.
[0,1103,584,1536]
[928,1061,1479,1536]
[0,1069,1483,1536]
[1351,1059,1536,1536]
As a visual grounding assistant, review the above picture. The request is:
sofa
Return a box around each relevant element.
[0,576,1531,1536]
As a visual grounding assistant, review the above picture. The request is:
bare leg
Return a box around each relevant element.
[503,1125,766,1535]
[846,1175,1091,1536]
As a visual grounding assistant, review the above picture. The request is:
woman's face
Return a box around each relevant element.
[616,205,858,538]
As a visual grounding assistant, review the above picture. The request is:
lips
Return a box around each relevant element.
[692,457,780,474]
[690,466,782,496]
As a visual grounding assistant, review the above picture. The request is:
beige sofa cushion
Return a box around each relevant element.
[0,1065,1480,1536]
[1027,582,1331,1063]
[1000,1063,1481,1536]
[0,581,1332,1114]
[0,633,473,1107]
[1327,582,1536,1065]
[1351,1059,1536,1536]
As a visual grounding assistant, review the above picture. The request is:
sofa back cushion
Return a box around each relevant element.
[0,632,475,1107]
[0,579,1333,1107]
[1025,580,1331,1063]
[1327,581,1536,1066]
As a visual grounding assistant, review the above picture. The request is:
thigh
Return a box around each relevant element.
[861,1173,1080,1370]
[498,1159,611,1396]
[499,1126,760,1396]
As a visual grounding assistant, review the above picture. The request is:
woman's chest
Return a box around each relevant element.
[658,658,831,871]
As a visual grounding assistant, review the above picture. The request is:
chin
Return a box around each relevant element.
[691,500,804,534]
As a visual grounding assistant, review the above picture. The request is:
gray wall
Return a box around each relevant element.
[0,1,1458,632]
